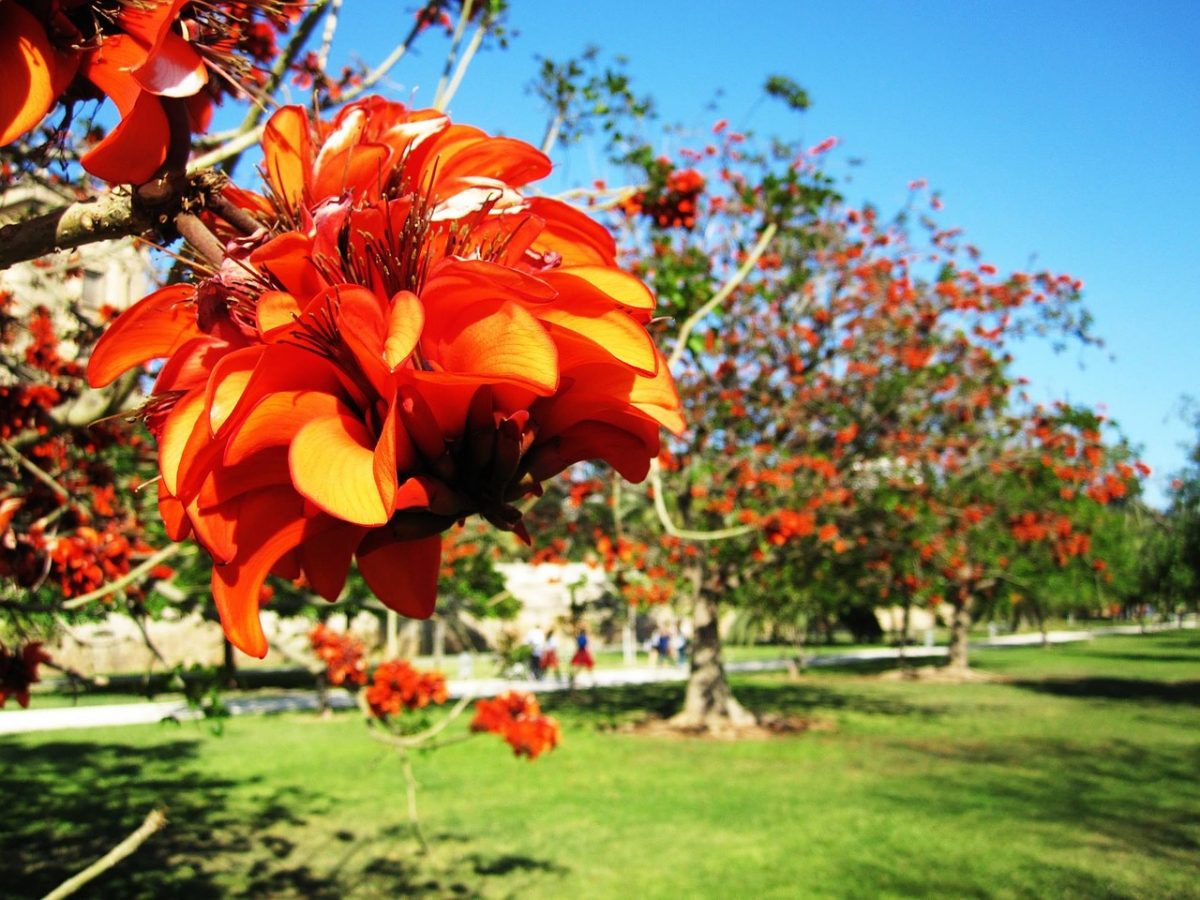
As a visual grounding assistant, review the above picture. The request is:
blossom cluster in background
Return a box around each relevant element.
[471,691,561,759]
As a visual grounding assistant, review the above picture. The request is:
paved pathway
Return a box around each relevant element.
[1,622,1188,736]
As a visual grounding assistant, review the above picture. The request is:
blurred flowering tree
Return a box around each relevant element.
[517,80,1148,728]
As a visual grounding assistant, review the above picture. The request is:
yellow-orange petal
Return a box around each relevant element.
[526,197,617,267]
[0,2,78,146]
[542,266,657,312]
[87,284,198,387]
[210,488,308,658]
[356,532,442,619]
[262,106,312,219]
[423,299,559,395]
[223,388,343,465]
[158,388,205,497]
[205,346,263,434]
[384,290,424,369]
[256,291,302,336]
[536,305,658,375]
[290,406,392,526]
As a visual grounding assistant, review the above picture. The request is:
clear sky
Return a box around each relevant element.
[326,1,1200,505]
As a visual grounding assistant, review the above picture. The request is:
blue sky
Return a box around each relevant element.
[325,1,1200,505]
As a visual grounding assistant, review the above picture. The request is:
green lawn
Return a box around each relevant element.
[4,632,1198,898]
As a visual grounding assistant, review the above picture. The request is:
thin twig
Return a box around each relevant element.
[668,222,778,369]
[40,808,167,900]
[315,0,344,70]
[435,20,486,112]
[648,458,757,541]
[2,439,69,500]
[432,0,475,109]
[61,544,184,610]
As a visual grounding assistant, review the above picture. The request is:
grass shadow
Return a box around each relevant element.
[0,732,410,899]
[1009,677,1200,705]
[538,676,950,727]
[892,736,1200,868]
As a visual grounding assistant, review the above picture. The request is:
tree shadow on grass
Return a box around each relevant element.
[889,737,1200,870]
[0,733,469,899]
[538,678,950,728]
[1009,677,1200,705]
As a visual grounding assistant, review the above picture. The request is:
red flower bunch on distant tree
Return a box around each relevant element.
[0,0,299,182]
[0,641,51,708]
[86,97,683,658]
[365,659,449,718]
[308,622,367,687]
[471,690,560,759]
[620,161,705,229]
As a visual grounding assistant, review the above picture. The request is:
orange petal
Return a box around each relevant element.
[151,335,232,394]
[262,106,312,218]
[86,284,198,387]
[526,197,617,266]
[255,291,301,337]
[423,299,559,394]
[542,266,657,312]
[197,446,291,510]
[250,231,325,301]
[210,488,308,657]
[0,3,77,146]
[526,420,655,483]
[536,306,658,375]
[158,388,206,497]
[384,290,424,369]
[290,406,392,525]
[157,486,191,541]
[356,532,442,619]
[132,31,206,97]
[80,90,169,183]
[205,346,263,434]
[299,521,367,602]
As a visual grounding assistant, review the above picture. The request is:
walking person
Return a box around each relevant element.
[570,625,595,687]
[523,623,546,681]
[541,627,563,684]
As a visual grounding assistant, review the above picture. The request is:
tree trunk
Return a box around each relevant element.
[433,616,446,669]
[221,638,238,688]
[946,600,972,671]
[669,584,756,732]
[898,598,912,664]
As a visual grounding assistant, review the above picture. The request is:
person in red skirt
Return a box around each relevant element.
[570,625,595,687]
[540,627,563,684]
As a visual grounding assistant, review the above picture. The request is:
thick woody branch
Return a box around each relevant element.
[0,190,153,271]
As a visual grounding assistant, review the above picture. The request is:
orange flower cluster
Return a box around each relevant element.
[620,166,706,229]
[365,660,448,718]
[87,98,682,657]
[308,623,367,687]
[471,691,560,760]
[44,525,147,598]
[0,0,299,182]
[0,641,51,708]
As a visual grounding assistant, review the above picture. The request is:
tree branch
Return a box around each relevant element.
[0,190,154,271]
[41,808,167,900]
